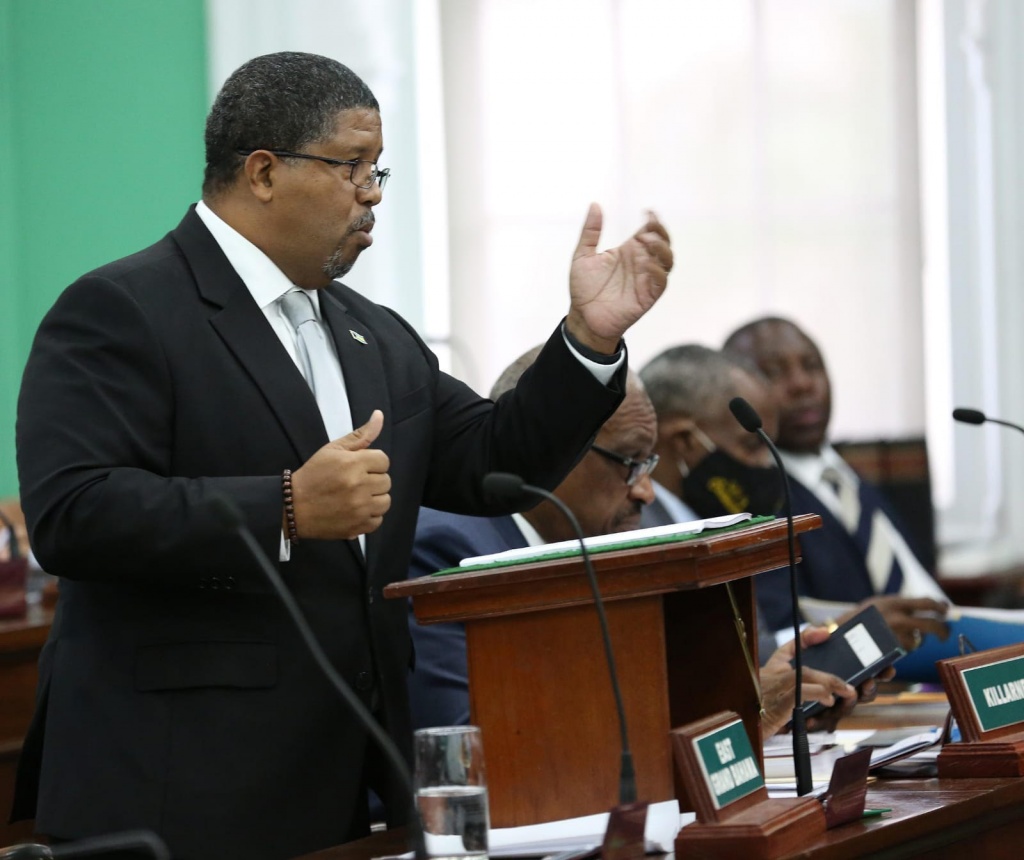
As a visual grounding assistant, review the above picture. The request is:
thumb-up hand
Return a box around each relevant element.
[290,410,392,540]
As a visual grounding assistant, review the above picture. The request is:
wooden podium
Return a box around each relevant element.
[385,515,820,828]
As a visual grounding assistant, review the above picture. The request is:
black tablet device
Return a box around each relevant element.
[794,604,906,717]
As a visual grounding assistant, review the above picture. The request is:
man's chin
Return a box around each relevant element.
[323,252,358,281]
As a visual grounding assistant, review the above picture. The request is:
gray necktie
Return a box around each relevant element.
[278,289,353,442]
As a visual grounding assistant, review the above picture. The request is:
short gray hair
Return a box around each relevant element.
[640,344,758,419]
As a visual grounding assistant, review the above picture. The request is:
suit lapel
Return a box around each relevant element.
[171,208,328,463]
[320,286,391,573]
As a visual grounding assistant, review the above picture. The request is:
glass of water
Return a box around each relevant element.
[413,725,489,860]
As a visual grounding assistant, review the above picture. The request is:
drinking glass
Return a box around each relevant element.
[413,725,489,860]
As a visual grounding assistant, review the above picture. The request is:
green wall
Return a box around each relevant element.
[0,0,207,495]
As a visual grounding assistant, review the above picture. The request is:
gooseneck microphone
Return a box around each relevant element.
[0,830,170,859]
[482,472,637,805]
[953,407,1024,436]
[209,495,427,860]
[728,397,814,797]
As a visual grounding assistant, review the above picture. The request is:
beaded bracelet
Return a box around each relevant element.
[282,469,299,543]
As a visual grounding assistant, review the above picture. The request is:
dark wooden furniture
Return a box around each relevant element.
[0,603,51,845]
[294,777,1024,859]
[385,516,821,828]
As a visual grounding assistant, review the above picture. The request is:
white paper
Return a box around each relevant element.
[487,799,687,857]
[459,515,752,567]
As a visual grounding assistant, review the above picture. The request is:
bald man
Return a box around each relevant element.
[406,347,658,730]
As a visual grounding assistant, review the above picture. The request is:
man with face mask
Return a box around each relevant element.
[630,345,860,731]
[640,344,783,527]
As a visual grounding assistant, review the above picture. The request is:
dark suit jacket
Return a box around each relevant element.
[13,207,623,860]
[406,509,527,730]
[755,476,927,632]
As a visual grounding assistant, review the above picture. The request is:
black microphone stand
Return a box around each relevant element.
[209,496,428,860]
[728,398,814,797]
[482,473,637,805]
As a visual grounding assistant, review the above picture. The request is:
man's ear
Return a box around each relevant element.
[240,151,278,202]
[659,415,701,461]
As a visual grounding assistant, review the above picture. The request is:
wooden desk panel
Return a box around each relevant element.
[294,778,1024,860]
[0,604,51,846]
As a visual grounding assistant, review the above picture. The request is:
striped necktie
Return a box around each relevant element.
[822,465,904,595]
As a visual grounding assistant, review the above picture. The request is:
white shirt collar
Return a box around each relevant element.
[194,200,317,314]
[651,479,700,524]
[780,444,856,490]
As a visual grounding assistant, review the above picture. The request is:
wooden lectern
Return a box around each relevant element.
[385,515,820,828]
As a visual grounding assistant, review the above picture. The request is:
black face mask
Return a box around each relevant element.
[681,450,784,518]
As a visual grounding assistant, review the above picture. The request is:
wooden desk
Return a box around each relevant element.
[0,603,51,845]
[294,778,1024,859]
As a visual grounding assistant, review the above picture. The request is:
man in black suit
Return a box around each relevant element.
[12,52,672,860]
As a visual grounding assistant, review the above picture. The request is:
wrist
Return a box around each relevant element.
[282,469,299,543]
[563,315,622,362]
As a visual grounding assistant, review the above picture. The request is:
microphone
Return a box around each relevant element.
[953,407,1024,436]
[728,397,814,797]
[482,472,637,805]
[208,496,427,860]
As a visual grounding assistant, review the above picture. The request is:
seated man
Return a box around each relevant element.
[408,346,857,738]
[720,319,950,652]
[639,343,947,657]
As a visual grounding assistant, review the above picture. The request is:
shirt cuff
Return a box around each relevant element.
[279,530,292,562]
[561,322,625,386]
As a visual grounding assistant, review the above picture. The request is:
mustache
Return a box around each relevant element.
[350,212,375,232]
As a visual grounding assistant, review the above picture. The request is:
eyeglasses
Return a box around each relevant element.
[235,149,390,190]
[590,445,659,487]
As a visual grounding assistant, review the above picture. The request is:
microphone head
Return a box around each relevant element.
[952,407,987,425]
[482,472,527,504]
[209,494,244,530]
[729,396,763,433]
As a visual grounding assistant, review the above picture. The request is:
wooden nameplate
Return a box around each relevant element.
[938,642,1024,778]
[671,711,825,859]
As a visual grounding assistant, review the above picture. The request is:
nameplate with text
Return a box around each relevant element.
[693,717,764,810]
[962,654,1024,733]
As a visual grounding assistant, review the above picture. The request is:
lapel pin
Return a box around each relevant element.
[349,330,368,345]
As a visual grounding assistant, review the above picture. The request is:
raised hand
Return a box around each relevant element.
[289,410,392,540]
[566,204,673,353]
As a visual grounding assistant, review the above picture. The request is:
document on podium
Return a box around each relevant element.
[458,514,754,569]
[488,798,687,857]
[371,800,688,860]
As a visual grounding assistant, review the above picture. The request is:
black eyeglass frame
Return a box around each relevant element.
[589,444,659,487]
[235,148,390,190]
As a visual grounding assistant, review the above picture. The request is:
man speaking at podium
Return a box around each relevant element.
[12,52,672,860]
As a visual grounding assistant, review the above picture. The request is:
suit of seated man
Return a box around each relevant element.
[722,318,949,652]
[409,346,857,739]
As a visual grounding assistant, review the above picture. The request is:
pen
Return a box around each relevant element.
[862,807,892,818]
